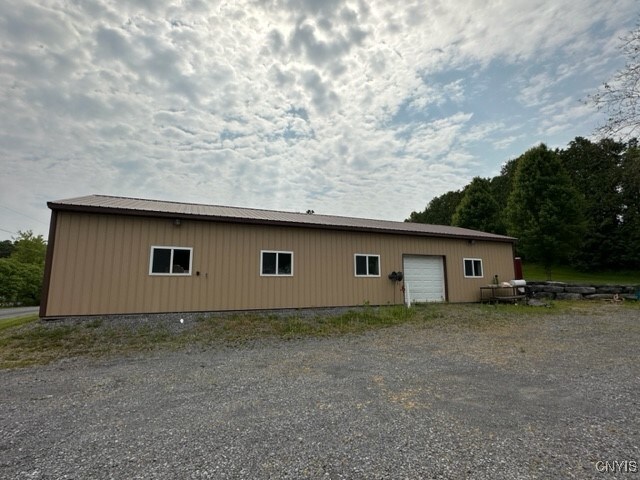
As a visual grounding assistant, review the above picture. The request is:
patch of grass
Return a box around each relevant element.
[621,299,640,311]
[523,263,640,285]
[0,323,93,368]
[0,314,39,332]
[0,306,428,368]
[84,318,103,329]
[0,317,183,369]
[0,301,631,369]
[194,304,421,343]
[407,302,571,332]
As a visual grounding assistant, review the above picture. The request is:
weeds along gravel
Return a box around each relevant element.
[0,301,636,369]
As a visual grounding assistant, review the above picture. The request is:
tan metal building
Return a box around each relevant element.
[40,195,517,318]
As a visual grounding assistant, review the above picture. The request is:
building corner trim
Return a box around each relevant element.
[39,210,57,318]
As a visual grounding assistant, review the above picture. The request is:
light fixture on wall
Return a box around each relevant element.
[468,239,476,245]
[174,218,181,226]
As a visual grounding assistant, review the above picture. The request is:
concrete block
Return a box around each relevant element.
[533,292,555,299]
[585,294,614,300]
[596,286,624,294]
[556,293,583,300]
[564,286,596,294]
[542,286,565,293]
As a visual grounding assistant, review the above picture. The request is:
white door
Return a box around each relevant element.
[403,255,445,303]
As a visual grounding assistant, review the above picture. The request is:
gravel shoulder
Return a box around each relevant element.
[0,306,39,320]
[1,304,639,479]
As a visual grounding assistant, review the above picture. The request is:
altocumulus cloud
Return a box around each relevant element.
[0,0,637,237]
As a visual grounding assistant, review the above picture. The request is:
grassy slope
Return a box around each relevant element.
[522,263,640,284]
[0,314,39,332]
[2,302,637,370]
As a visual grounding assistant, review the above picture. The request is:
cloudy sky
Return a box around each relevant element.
[1,0,638,240]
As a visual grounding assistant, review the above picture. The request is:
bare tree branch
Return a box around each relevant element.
[590,23,640,140]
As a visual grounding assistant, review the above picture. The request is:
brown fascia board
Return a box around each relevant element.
[47,201,516,244]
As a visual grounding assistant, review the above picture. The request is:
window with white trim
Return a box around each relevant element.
[463,258,483,278]
[354,254,380,277]
[261,250,293,276]
[149,246,193,275]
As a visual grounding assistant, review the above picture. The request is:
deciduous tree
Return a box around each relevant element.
[0,231,46,306]
[452,177,504,234]
[406,190,463,225]
[11,231,46,265]
[619,142,640,268]
[0,240,14,258]
[558,137,625,270]
[506,144,586,277]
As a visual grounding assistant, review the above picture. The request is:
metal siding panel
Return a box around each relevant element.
[46,212,517,316]
[445,240,515,302]
[194,220,207,310]
[339,233,351,304]
[229,225,240,309]
[51,213,69,315]
[74,215,92,314]
[78,215,95,314]
[148,220,164,312]
[92,215,108,314]
[117,218,132,313]
[138,218,153,312]
[330,232,342,304]
[68,218,85,313]
[240,224,254,308]
[224,223,237,309]
[46,215,62,314]
[247,226,261,308]
[130,218,147,312]
[312,230,322,306]
[45,215,64,315]
[298,229,310,307]
[105,215,121,313]
[193,220,206,310]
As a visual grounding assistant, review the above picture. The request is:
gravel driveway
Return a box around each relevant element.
[1,305,639,479]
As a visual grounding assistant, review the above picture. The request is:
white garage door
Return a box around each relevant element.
[403,255,445,303]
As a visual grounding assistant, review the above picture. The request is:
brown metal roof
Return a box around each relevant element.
[48,194,516,243]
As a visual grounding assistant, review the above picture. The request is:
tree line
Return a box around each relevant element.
[0,231,46,306]
[406,137,640,273]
